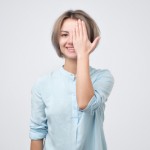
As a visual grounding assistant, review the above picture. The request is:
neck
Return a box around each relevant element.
[63,58,77,75]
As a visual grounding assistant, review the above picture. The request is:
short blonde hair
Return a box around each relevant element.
[51,10,100,58]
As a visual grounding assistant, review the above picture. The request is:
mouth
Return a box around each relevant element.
[67,47,75,52]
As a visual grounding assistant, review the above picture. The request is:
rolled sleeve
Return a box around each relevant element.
[29,81,48,140]
[78,69,114,112]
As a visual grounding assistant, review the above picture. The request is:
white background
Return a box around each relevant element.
[0,0,150,149]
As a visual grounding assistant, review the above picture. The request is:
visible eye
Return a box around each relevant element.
[60,34,68,37]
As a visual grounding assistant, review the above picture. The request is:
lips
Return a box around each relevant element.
[67,47,75,52]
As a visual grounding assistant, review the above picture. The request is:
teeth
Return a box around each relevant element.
[68,48,75,52]
[68,48,74,50]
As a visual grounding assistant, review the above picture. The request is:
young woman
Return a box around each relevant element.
[29,10,114,150]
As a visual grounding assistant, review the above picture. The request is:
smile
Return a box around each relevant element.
[67,47,75,52]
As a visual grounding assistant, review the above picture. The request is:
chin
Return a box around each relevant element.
[61,51,77,59]
[63,54,77,60]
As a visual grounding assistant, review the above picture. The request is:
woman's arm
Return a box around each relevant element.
[73,19,100,109]
[76,54,94,109]
[29,81,48,148]
[30,139,43,150]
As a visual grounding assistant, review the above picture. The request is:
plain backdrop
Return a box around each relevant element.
[0,0,150,150]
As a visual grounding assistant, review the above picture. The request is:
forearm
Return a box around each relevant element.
[30,139,43,150]
[76,54,94,109]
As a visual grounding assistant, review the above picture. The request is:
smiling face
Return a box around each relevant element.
[59,18,77,59]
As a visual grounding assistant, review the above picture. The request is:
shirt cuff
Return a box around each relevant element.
[29,128,47,140]
[77,90,101,112]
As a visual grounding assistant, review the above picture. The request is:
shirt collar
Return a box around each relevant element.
[59,65,93,81]
[59,65,76,80]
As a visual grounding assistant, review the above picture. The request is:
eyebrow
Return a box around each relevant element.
[60,31,69,33]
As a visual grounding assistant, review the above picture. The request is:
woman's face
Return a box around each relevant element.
[59,18,77,59]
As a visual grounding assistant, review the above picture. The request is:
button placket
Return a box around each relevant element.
[71,79,79,125]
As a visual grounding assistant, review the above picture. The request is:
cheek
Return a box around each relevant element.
[59,38,66,47]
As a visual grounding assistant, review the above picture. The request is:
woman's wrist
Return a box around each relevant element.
[77,52,89,60]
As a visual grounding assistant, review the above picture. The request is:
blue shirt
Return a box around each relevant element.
[29,65,114,150]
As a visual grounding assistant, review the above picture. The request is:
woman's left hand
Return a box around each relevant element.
[72,19,100,57]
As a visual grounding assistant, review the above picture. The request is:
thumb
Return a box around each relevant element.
[91,36,100,50]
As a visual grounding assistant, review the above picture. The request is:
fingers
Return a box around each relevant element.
[78,19,83,37]
[74,19,87,38]
[75,20,79,38]
[73,19,99,55]
[81,20,87,39]
[73,20,80,40]
[72,27,76,41]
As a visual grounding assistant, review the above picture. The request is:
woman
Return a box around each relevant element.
[29,10,114,150]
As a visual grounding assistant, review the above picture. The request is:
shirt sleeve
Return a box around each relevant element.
[78,69,114,112]
[29,80,48,140]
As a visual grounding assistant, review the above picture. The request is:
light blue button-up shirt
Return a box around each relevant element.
[29,65,114,150]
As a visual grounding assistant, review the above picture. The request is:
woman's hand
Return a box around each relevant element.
[72,19,100,58]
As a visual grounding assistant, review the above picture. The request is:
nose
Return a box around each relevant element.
[67,34,73,44]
